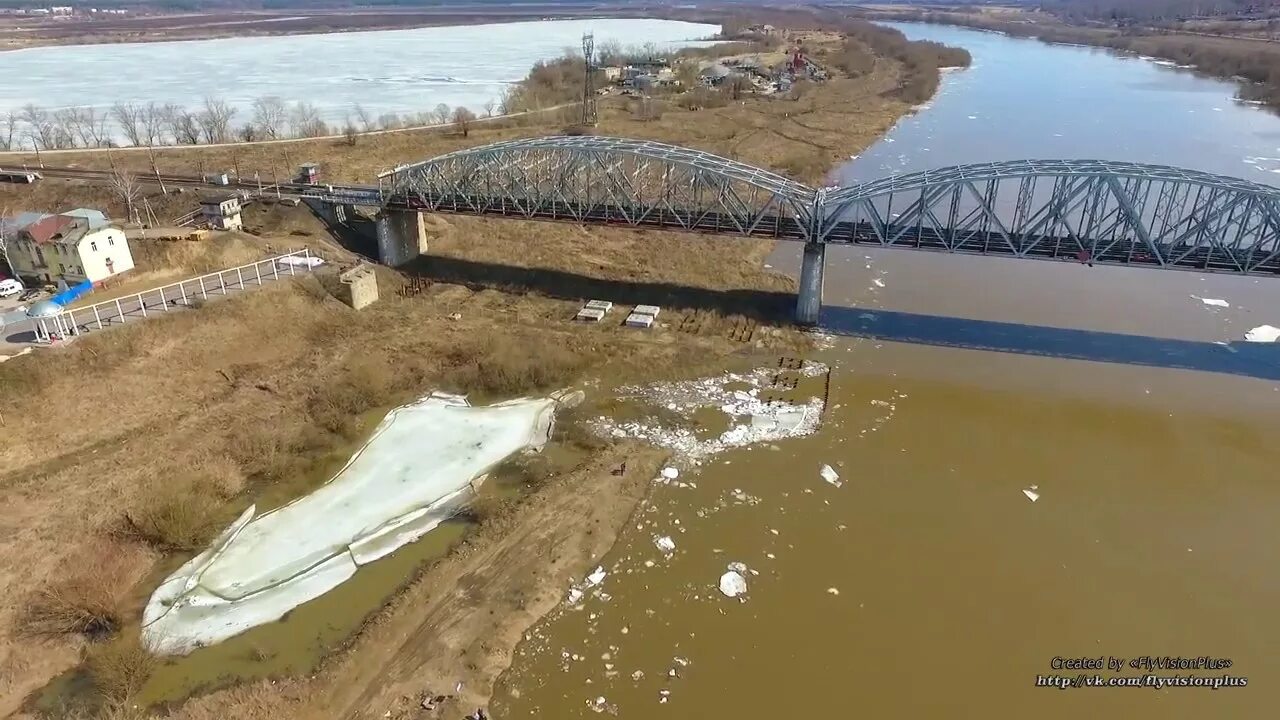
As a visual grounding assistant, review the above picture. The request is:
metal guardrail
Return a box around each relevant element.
[32,249,317,343]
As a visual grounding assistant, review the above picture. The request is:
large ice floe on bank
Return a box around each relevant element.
[142,392,558,655]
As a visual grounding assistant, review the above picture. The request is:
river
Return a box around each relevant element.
[0,18,717,145]
[492,23,1280,719]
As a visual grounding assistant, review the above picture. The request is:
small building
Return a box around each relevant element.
[602,66,623,82]
[200,194,243,231]
[296,163,321,185]
[2,209,133,286]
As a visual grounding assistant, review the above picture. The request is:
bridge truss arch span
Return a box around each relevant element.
[380,135,822,240]
[820,159,1280,273]
[378,137,1280,275]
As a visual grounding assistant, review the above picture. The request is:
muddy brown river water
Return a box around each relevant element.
[490,23,1280,719]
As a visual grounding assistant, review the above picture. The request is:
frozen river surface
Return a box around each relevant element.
[0,18,717,140]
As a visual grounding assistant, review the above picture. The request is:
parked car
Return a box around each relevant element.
[0,278,23,298]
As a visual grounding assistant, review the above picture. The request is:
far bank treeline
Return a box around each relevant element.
[501,17,971,115]
[867,7,1280,109]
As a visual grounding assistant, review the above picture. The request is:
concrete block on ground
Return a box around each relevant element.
[339,264,379,310]
[625,312,655,328]
[576,307,606,323]
[584,299,614,312]
[633,304,661,317]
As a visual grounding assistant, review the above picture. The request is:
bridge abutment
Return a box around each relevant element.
[375,209,429,267]
[795,241,825,326]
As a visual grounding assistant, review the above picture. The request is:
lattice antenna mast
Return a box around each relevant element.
[582,32,598,126]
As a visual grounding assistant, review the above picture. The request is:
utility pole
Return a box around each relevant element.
[581,32,598,127]
[147,144,167,195]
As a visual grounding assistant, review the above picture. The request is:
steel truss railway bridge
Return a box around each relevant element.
[328,136,1280,324]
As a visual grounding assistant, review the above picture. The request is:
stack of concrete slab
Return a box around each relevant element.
[625,304,662,329]
[575,299,614,323]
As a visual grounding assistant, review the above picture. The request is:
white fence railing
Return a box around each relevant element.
[33,248,317,343]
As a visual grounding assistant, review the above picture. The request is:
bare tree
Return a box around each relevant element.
[251,96,288,140]
[111,102,145,146]
[482,99,496,118]
[141,102,166,146]
[289,101,327,138]
[352,103,374,132]
[238,122,258,142]
[451,106,476,137]
[597,38,624,65]
[1,111,16,150]
[63,107,111,148]
[343,122,358,146]
[497,85,521,115]
[198,97,237,144]
[110,166,143,223]
[164,105,202,145]
[432,103,451,125]
[20,104,58,149]
[378,112,401,131]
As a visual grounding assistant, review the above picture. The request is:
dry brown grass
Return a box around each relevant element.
[305,357,397,437]
[85,635,157,704]
[119,477,229,552]
[441,334,588,400]
[20,543,138,638]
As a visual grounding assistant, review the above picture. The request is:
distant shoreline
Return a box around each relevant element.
[0,5,714,52]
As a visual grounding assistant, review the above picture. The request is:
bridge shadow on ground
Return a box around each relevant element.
[403,255,798,322]
[823,306,1280,382]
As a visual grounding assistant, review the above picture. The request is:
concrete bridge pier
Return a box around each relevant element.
[375,209,429,267]
[795,241,826,326]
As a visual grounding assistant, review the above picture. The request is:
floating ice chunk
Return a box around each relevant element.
[586,566,607,586]
[727,561,748,574]
[1196,296,1230,308]
[872,278,885,288]
[568,588,584,604]
[661,467,680,480]
[1022,488,1040,503]
[827,587,840,595]
[719,570,748,598]
[655,536,676,553]
[820,464,842,488]
[1245,325,1280,342]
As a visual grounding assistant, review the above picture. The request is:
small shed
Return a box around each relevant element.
[199,194,243,231]
[296,163,321,185]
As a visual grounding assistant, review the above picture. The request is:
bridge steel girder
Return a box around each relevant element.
[376,138,1280,276]
[380,135,819,242]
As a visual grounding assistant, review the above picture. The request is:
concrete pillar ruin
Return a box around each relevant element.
[375,209,429,267]
[795,241,826,326]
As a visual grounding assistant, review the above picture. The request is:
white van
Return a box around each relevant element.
[0,278,23,298]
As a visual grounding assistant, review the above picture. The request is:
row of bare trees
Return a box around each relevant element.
[0,96,498,151]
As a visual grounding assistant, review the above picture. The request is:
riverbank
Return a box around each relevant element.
[0,15,966,719]
[0,5,692,52]
[855,5,1280,109]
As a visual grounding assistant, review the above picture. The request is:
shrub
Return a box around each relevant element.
[120,478,225,551]
[86,634,156,703]
[306,359,395,436]
[21,543,135,638]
